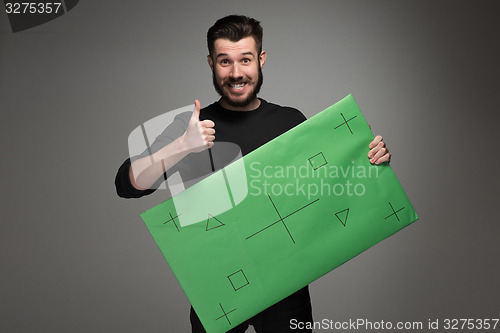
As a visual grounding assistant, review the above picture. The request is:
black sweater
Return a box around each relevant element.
[115,99,306,198]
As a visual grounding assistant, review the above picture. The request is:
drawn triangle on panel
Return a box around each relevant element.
[335,208,349,227]
[206,214,225,231]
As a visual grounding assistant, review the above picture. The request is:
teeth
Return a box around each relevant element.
[230,83,245,88]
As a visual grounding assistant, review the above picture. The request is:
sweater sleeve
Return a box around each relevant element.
[115,158,156,198]
[114,111,191,199]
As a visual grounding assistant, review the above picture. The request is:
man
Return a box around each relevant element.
[115,15,390,332]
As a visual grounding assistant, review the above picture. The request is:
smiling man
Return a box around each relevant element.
[115,15,391,333]
[209,35,265,110]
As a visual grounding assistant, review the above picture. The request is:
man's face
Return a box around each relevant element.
[208,36,267,109]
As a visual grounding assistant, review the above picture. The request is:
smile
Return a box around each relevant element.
[229,82,247,90]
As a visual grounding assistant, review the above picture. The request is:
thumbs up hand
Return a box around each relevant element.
[181,99,216,153]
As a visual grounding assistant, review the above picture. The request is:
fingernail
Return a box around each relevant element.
[370,158,374,163]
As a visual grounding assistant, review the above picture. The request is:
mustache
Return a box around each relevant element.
[225,78,249,84]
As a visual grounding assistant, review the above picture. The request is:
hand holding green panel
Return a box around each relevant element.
[141,94,418,333]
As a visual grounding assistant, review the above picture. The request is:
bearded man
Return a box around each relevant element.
[115,15,391,333]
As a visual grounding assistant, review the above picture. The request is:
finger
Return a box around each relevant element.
[207,141,215,148]
[368,141,384,158]
[204,128,215,135]
[371,146,387,163]
[375,153,391,165]
[201,119,215,128]
[191,99,201,120]
[206,135,215,142]
[369,135,383,149]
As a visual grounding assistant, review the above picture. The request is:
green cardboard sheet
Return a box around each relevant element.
[141,94,418,333]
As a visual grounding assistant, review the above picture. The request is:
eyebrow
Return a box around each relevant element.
[216,52,255,59]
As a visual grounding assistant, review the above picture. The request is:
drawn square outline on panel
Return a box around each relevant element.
[308,152,327,170]
[227,269,249,291]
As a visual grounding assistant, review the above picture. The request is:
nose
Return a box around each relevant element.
[230,63,242,79]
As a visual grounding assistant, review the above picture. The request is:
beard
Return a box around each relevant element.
[212,64,264,108]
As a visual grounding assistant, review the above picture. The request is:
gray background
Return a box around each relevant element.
[1,1,499,332]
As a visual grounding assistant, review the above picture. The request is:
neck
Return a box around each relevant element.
[218,97,261,111]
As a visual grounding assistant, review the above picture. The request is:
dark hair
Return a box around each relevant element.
[207,15,263,57]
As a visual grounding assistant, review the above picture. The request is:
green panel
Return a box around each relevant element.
[141,94,418,333]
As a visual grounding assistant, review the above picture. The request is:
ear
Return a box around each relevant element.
[259,50,267,68]
[207,55,214,71]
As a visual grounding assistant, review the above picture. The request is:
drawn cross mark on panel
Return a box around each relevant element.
[215,302,237,326]
[335,208,350,227]
[246,195,320,243]
[334,113,357,134]
[227,269,249,291]
[163,213,181,232]
[206,214,225,231]
[385,202,405,221]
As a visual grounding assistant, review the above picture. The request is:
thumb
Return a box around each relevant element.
[191,99,201,120]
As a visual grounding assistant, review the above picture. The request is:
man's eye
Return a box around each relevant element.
[242,58,250,64]
[220,59,229,65]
